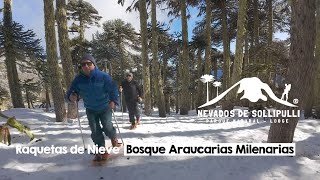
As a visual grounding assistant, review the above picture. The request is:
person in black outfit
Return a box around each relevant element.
[119,72,142,130]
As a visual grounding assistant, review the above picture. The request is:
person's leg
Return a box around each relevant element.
[127,101,136,125]
[99,109,116,139]
[99,109,121,147]
[86,109,105,148]
[135,102,141,124]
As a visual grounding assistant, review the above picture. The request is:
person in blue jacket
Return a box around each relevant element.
[66,54,120,161]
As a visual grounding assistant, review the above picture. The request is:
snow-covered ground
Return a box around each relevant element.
[0,103,320,180]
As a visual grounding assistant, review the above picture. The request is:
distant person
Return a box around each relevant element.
[119,72,142,130]
[66,54,121,162]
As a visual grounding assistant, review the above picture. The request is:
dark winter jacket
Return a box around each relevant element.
[121,80,142,102]
[65,67,119,111]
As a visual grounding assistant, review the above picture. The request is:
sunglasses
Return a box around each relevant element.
[127,74,132,77]
[81,62,94,67]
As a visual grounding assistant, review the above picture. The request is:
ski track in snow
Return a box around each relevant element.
[0,104,320,180]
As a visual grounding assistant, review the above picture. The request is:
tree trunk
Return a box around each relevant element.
[196,49,204,109]
[268,0,316,142]
[163,54,170,114]
[165,95,170,114]
[205,0,212,75]
[213,56,217,99]
[221,0,231,91]
[56,0,77,119]
[139,0,152,116]
[176,46,182,114]
[163,54,168,84]
[3,0,24,108]
[26,88,30,109]
[151,0,166,117]
[79,0,85,57]
[45,83,50,112]
[253,0,259,46]
[266,0,273,69]
[267,0,273,45]
[244,24,250,70]
[43,0,66,122]
[180,0,189,115]
[229,0,248,99]
[315,0,320,118]
[119,42,127,113]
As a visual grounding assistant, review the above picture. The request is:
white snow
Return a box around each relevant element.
[0,103,320,180]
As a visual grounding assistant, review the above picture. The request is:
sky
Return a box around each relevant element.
[0,0,288,53]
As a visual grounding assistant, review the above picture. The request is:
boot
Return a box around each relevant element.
[93,152,109,161]
[93,154,103,161]
[111,137,122,147]
[101,152,109,160]
[130,124,137,130]
[136,118,141,125]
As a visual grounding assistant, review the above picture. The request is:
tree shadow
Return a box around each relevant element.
[295,132,320,160]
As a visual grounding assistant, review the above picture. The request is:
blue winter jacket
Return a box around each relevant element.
[65,67,119,111]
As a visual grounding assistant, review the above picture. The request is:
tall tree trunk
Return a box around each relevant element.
[268,0,316,142]
[267,0,273,45]
[3,0,24,108]
[205,0,212,75]
[139,0,152,116]
[151,0,166,117]
[266,0,273,74]
[253,0,259,46]
[176,45,182,114]
[162,54,172,114]
[56,0,77,119]
[245,1,252,77]
[213,56,217,100]
[26,88,30,109]
[78,0,85,57]
[204,0,213,105]
[221,0,231,91]
[43,0,66,122]
[180,0,189,115]
[244,22,250,70]
[118,41,127,112]
[163,54,168,85]
[196,49,204,109]
[45,83,50,112]
[229,0,248,99]
[315,0,320,118]
[163,54,170,114]
[249,32,255,64]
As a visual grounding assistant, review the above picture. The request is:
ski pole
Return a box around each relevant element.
[112,109,124,146]
[121,92,124,119]
[76,99,87,150]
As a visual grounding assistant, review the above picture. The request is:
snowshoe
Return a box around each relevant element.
[129,124,137,130]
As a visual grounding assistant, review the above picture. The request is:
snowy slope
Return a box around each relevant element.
[0,104,320,180]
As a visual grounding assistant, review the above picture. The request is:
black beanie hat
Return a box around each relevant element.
[80,54,96,66]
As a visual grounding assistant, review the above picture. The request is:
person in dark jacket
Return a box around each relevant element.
[66,54,120,161]
[119,72,142,130]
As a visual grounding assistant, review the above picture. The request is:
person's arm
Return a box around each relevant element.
[136,81,143,97]
[104,74,119,106]
[65,77,80,103]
